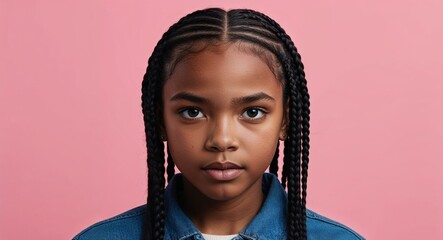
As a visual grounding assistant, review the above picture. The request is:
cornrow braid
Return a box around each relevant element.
[141,8,310,240]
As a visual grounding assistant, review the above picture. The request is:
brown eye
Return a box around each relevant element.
[242,108,266,120]
[180,108,204,119]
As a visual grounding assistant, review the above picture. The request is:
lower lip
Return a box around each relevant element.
[203,169,244,181]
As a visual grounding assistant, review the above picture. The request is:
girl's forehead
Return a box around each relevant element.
[164,41,284,84]
[163,43,284,103]
[168,44,277,85]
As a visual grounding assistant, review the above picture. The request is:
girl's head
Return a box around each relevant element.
[163,41,286,200]
[141,8,310,240]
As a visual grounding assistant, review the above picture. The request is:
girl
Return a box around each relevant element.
[73,8,364,240]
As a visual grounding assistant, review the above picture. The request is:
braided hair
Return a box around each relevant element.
[141,8,310,240]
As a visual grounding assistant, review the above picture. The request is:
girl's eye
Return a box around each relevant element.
[180,108,205,119]
[241,108,266,120]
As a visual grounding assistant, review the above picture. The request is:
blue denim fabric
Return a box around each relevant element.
[73,173,364,240]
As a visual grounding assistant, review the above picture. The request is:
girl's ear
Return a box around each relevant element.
[279,103,289,141]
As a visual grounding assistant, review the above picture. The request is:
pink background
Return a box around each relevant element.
[1,0,442,239]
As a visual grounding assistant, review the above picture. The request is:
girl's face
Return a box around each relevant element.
[162,42,286,201]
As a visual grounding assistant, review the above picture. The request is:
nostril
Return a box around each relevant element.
[227,146,238,151]
[207,143,224,152]
[209,144,237,152]
[210,146,220,151]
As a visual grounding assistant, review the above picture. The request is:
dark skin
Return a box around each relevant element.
[180,175,264,234]
[162,42,286,234]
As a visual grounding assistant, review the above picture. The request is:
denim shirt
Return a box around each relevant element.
[73,173,364,240]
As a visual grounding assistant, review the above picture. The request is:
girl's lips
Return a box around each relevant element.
[203,169,244,181]
[202,162,242,170]
[202,162,244,181]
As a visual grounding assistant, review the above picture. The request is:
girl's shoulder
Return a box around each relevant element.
[72,205,147,240]
[306,209,365,240]
[72,204,364,240]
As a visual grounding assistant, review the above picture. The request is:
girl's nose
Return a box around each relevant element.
[204,117,239,152]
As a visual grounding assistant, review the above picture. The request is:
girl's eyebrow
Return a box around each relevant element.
[170,92,209,103]
[231,92,275,105]
[170,91,275,104]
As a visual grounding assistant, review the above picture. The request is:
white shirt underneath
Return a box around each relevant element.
[201,233,238,240]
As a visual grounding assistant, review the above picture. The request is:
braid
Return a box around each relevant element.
[141,7,310,240]
[167,147,175,183]
[295,46,311,240]
[282,139,289,189]
[265,17,311,240]
[285,59,304,239]
[269,144,279,177]
[142,46,166,239]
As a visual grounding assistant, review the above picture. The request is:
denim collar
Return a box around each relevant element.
[164,173,287,240]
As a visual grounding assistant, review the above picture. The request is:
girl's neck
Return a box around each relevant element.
[178,177,264,235]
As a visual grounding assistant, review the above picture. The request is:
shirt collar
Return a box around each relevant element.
[164,173,287,240]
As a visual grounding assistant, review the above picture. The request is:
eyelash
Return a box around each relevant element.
[178,107,268,121]
[241,107,267,120]
[179,107,205,120]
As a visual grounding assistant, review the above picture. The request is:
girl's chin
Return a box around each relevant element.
[197,185,252,202]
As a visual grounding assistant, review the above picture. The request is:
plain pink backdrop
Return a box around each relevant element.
[1,0,442,239]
